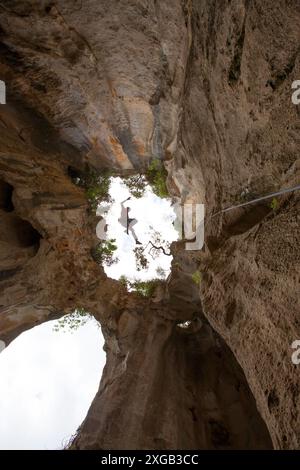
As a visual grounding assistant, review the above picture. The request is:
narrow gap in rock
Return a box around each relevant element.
[0,180,14,212]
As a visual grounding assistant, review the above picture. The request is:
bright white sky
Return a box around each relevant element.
[0,318,105,450]
[98,177,178,281]
[0,177,177,449]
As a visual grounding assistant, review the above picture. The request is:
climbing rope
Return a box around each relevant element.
[211,184,300,218]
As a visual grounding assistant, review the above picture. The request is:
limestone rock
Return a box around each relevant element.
[0,0,299,450]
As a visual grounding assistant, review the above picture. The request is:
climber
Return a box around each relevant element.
[118,197,142,245]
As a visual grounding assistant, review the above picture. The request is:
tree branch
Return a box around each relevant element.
[148,241,172,256]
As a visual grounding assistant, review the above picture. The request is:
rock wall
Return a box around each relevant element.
[0,98,123,345]
[175,0,300,448]
[71,300,272,450]
[0,0,299,450]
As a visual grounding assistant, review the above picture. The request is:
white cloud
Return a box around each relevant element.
[0,319,105,450]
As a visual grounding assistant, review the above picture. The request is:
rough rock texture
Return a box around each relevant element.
[0,0,299,450]
[175,0,300,449]
[0,0,192,172]
[0,99,123,345]
[72,302,272,450]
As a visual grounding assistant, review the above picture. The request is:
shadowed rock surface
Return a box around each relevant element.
[0,0,299,449]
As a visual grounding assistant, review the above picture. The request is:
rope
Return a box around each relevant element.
[211,184,300,218]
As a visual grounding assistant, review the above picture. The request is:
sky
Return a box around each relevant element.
[97,177,178,281]
[0,318,105,450]
[0,178,177,449]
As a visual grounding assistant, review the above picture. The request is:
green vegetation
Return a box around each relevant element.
[71,167,112,210]
[146,158,168,198]
[270,197,279,211]
[69,159,168,211]
[133,246,149,271]
[123,174,147,199]
[123,158,168,199]
[91,239,118,266]
[191,270,202,286]
[119,274,128,288]
[131,279,161,297]
[53,308,93,333]
[118,276,162,297]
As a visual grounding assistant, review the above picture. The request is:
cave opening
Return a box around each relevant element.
[0,178,41,250]
[67,165,81,183]
[0,180,14,212]
[12,216,41,249]
[0,179,42,270]
[95,174,179,289]
[0,313,105,450]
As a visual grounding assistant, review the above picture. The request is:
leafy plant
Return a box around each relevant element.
[130,279,161,297]
[123,160,168,199]
[270,197,279,211]
[118,276,162,297]
[91,239,118,266]
[124,159,168,199]
[119,275,129,288]
[133,246,149,271]
[71,167,112,210]
[86,174,112,210]
[146,158,168,198]
[123,174,147,198]
[53,308,93,333]
[191,270,202,286]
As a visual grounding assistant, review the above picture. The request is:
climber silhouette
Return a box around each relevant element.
[118,197,142,245]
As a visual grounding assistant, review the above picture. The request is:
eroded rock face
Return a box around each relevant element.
[0,100,122,345]
[71,303,272,450]
[175,0,300,449]
[0,0,299,450]
[0,0,192,172]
